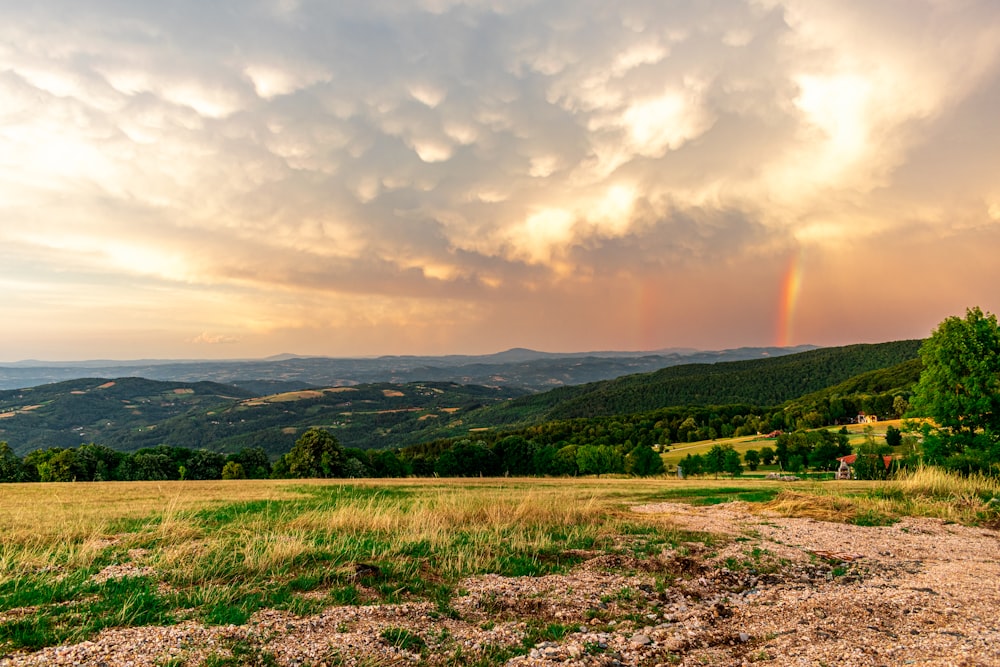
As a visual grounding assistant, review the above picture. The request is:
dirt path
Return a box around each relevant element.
[628,501,1000,666]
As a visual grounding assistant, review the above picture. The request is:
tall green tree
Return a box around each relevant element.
[624,443,664,477]
[286,428,346,478]
[723,447,743,477]
[705,443,739,477]
[576,444,622,477]
[852,431,894,480]
[910,307,1000,470]
[0,442,24,482]
[679,453,704,477]
[759,446,776,466]
[231,447,272,479]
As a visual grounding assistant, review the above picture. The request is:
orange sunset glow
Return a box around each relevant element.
[2,1,1000,360]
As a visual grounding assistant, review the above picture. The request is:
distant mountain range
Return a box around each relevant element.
[0,345,817,392]
[0,341,922,456]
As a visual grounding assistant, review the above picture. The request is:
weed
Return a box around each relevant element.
[521,621,572,648]
[614,586,636,602]
[850,510,897,527]
[460,643,519,666]
[381,627,426,652]
[328,585,363,606]
[202,638,278,667]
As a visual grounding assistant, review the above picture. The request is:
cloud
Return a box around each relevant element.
[2,0,1000,358]
[190,332,242,345]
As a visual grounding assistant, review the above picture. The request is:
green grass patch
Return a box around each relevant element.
[522,621,573,648]
[652,486,782,506]
[0,576,173,652]
[849,509,898,527]
[380,627,426,652]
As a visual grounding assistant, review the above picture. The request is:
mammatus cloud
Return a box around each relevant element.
[1,0,1000,359]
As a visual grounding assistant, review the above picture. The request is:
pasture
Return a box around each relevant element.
[0,471,997,663]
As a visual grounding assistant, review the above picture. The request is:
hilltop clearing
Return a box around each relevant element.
[0,477,996,666]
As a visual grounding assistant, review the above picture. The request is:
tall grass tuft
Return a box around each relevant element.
[894,465,1000,501]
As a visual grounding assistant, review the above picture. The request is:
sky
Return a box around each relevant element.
[2,0,1000,361]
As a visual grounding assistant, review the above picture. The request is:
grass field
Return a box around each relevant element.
[659,419,906,468]
[0,470,997,660]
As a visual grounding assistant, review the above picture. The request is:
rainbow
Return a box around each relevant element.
[777,249,803,347]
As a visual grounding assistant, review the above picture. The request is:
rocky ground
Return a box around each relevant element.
[2,501,998,666]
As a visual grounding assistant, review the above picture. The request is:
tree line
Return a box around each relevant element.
[0,427,666,483]
[0,441,273,482]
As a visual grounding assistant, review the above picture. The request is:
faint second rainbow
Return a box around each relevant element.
[777,249,803,347]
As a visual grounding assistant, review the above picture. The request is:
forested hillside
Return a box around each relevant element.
[475,340,922,424]
[780,357,922,426]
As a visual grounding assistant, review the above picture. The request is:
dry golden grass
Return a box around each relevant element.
[0,480,309,546]
[753,467,1000,526]
[756,490,859,522]
[895,464,1000,499]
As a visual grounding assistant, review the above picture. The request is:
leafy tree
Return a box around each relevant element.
[47,449,78,482]
[186,449,227,480]
[884,425,903,449]
[270,455,291,479]
[892,395,909,419]
[852,432,893,480]
[576,445,622,476]
[231,447,272,479]
[119,452,176,481]
[679,453,704,477]
[808,440,844,471]
[343,458,369,478]
[910,307,1000,469]
[705,444,736,477]
[552,445,579,476]
[493,436,535,476]
[221,461,246,480]
[286,428,345,478]
[434,440,497,477]
[369,450,408,478]
[743,449,760,471]
[0,442,25,483]
[776,429,849,471]
[759,446,776,466]
[75,444,122,481]
[531,445,558,475]
[723,448,743,477]
[624,443,664,477]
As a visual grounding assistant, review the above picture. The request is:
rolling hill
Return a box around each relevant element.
[0,378,255,455]
[461,340,923,426]
[0,340,923,456]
